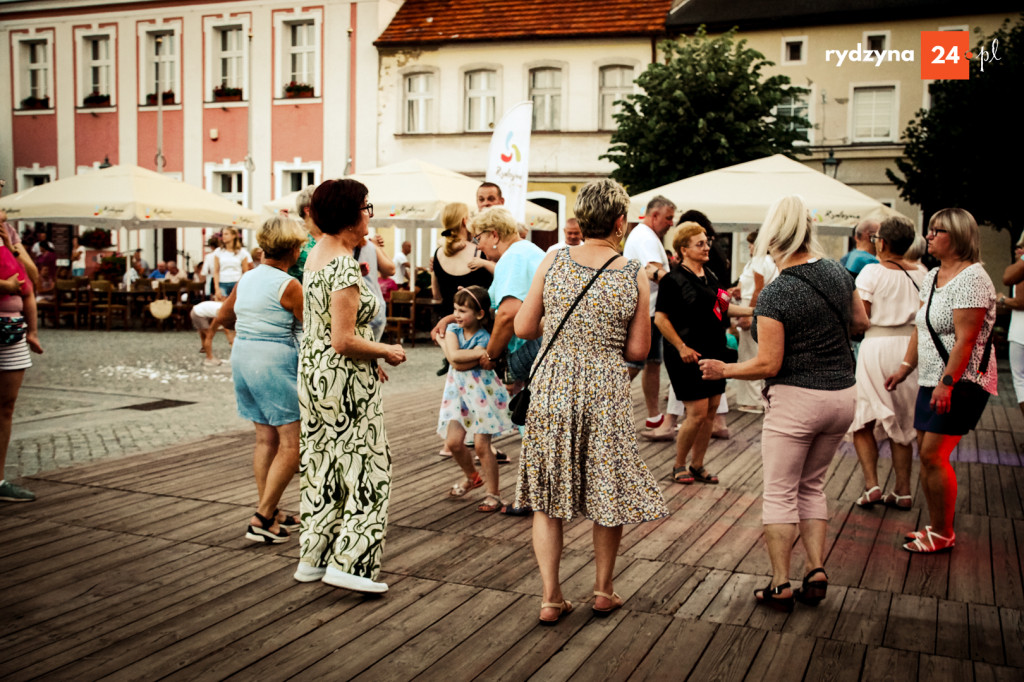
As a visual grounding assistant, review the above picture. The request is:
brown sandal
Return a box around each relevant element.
[592,590,623,617]
[539,599,573,625]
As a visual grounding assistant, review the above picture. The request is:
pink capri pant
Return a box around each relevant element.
[761,383,856,525]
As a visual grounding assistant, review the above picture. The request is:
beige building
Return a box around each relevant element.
[667,0,1018,280]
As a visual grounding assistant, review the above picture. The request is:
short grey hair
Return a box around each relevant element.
[575,179,629,239]
[854,219,880,240]
[645,195,676,214]
[296,185,316,217]
[877,215,916,256]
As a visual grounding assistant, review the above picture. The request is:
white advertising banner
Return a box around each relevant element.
[485,101,533,223]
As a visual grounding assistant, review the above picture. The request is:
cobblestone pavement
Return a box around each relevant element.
[8,328,453,479]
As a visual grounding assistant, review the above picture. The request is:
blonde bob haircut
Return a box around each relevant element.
[929,207,980,263]
[470,206,519,241]
[754,195,821,264]
[257,215,308,260]
[574,179,629,238]
[441,202,470,257]
[672,222,706,257]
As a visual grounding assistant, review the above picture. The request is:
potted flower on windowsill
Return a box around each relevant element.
[212,85,243,102]
[284,81,314,99]
[20,95,50,110]
[83,91,111,107]
[145,90,175,106]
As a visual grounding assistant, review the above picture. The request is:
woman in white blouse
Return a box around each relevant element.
[886,208,997,553]
[850,216,926,511]
[731,230,778,412]
[213,226,252,297]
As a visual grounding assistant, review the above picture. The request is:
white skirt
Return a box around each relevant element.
[849,334,917,444]
[0,337,31,371]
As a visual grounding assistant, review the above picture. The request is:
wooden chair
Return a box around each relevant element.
[35,288,59,328]
[385,289,417,346]
[55,279,83,329]
[87,280,129,330]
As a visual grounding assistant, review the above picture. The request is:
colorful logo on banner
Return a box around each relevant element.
[499,132,521,163]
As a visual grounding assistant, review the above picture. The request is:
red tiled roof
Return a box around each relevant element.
[376,0,674,47]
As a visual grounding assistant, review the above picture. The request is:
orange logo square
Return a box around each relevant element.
[921,31,970,80]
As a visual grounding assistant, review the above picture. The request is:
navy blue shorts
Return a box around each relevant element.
[626,318,662,370]
[913,382,989,436]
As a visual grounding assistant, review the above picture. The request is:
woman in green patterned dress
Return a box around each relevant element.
[294,179,407,594]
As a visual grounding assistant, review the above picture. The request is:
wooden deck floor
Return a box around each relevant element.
[2,369,1023,681]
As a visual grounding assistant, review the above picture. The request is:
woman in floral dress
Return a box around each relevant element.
[514,179,668,625]
[294,179,407,594]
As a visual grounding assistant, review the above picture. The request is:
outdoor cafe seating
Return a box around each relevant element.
[37,278,204,331]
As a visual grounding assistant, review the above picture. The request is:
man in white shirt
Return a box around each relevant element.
[623,195,675,430]
[546,218,583,253]
[391,241,411,288]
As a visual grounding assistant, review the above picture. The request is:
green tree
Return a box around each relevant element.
[601,28,810,193]
[887,16,1022,242]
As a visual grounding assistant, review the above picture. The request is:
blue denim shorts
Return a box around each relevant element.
[231,337,300,426]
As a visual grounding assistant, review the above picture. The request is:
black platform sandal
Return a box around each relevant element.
[245,511,290,544]
[794,568,828,606]
[274,508,300,529]
[754,581,794,613]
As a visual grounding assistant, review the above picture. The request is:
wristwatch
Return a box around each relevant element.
[941,374,955,386]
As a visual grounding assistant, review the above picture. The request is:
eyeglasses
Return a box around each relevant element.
[360,203,374,218]
[472,230,494,245]
[927,228,948,237]
[869,234,880,244]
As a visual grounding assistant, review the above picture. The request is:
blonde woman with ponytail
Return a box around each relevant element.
[700,195,869,613]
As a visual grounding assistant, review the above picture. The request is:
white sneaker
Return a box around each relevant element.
[322,565,388,593]
[293,563,327,583]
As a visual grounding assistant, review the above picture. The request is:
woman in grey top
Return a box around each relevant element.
[701,195,868,612]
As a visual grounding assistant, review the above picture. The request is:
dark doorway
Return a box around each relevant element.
[529,197,560,251]
[162,228,177,264]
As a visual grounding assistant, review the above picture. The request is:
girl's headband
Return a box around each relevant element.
[457,285,483,311]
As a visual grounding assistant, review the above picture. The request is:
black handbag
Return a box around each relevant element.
[508,253,619,426]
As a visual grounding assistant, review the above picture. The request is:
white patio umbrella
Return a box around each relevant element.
[0,164,262,230]
[264,159,557,231]
[629,154,899,235]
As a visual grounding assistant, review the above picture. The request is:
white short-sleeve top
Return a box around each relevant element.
[915,263,997,394]
[856,262,926,327]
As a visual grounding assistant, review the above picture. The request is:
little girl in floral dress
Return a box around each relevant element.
[437,285,515,512]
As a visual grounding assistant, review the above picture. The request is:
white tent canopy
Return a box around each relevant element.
[265,159,557,231]
[0,164,262,230]
[629,154,899,235]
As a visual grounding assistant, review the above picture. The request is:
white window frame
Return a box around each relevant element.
[273,159,322,199]
[12,31,54,110]
[777,87,814,145]
[939,24,969,32]
[204,16,250,102]
[461,65,501,132]
[862,30,890,54]
[526,63,565,132]
[596,62,637,131]
[400,67,438,134]
[780,35,808,66]
[204,160,248,207]
[273,9,322,99]
[15,164,56,192]
[850,82,899,144]
[137,20,182,106]
[75,27,116,108]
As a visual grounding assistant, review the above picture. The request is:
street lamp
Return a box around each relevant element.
[99,156,111,169]
[822,149,841,179]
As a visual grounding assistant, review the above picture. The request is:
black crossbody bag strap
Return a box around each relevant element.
[524,254,619,385]
[887,260,920,291]
[925,274,995,374]
[780,268,855,364]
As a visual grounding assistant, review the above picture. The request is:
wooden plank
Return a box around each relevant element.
[968,603,1004,665]
[831,587,891,646]
[779,584,848,639]
[697,491,765,572]
[685,624,765,681]
[948,514,994,605]
[743,631,816,681]
[221,576,446,681]
[859,506,913,593]
[513,609,628,681]
[936,599,971,661]
[861,646,919,682]
[972,661,1024,682]
[825,503,884,587]
[998,465,1023,518]
[673,568,733,621]
[802,638,866,682]
[998,607,1024,668]
[628,618,717,681]
[567,611,673,682]
[884,593,937,654]
[919,654,974,681]
[626,562,708,616]
[989,518,1024,609]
